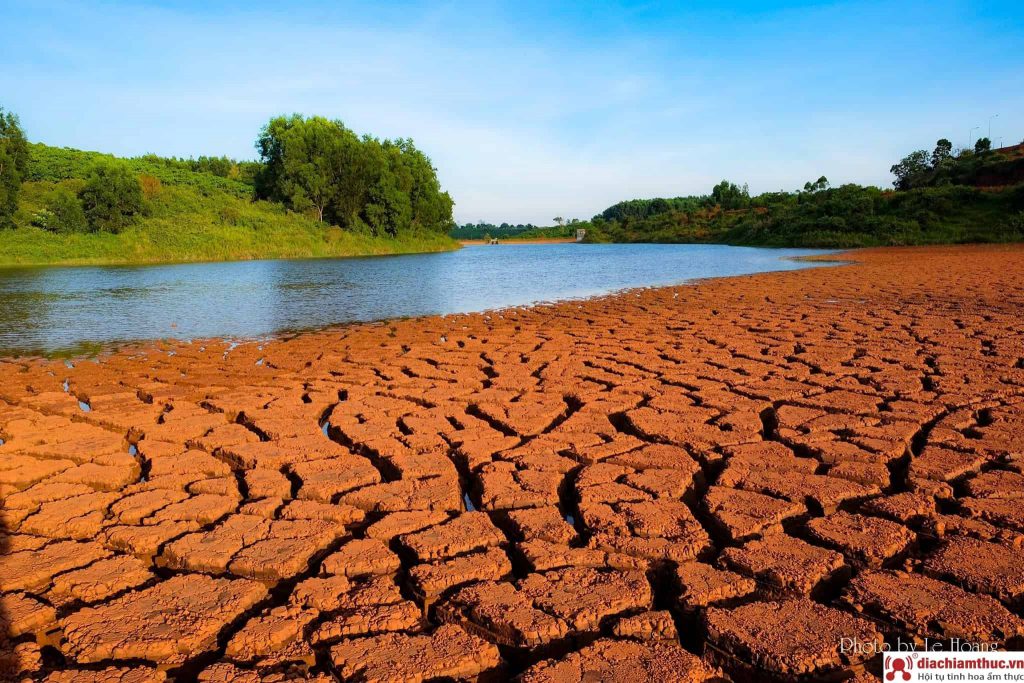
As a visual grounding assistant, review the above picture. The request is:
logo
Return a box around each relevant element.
[885,655,913,681]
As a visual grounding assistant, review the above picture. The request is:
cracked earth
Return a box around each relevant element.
[2,245,1024,682]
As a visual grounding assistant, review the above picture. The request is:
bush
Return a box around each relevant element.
[218,203,241,225]
[44,187,89,233]
[27,143,255,199]
[79,160,144,232]
[139,174,162,200]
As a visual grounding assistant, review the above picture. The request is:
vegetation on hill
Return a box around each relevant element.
[0,107,458,266]
[450,221,574,241]
[578,139,1024,248]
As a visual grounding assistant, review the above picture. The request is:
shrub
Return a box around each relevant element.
[79,160,144,232]
[45,187,89,233]
[218,203,241,225]
[139,174,162,200]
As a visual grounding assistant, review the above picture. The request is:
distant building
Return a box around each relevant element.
[575,228,586,242]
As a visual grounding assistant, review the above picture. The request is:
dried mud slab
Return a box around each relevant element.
[703,485,804,542]
[329,623,502,681]
[398,511,506,561]
[671,562,757,611]
[803,511,915,568]
[705,598,881,680]
[6,245,1024,680]
[718,534,847,597]
[842,570,1024,646]
[922,537,1024,608]
[60,574,266,665]
[517,567,653,632]
[436,580,570,648]
[519,638,717,682]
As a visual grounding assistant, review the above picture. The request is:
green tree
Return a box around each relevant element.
[362,139,412,236]
[46,187,89,233]
[711,180,750,209]
[385,138,453,232]
[803,176,830,193]
[0,106,30,228]
[255,115,453,234]
[79,160,144,232]
[932,139,953,167]
[974,137,992,154]
[890,150,930,190]
[256,115,366,225]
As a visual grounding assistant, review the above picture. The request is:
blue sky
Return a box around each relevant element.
[2,1,1022,224]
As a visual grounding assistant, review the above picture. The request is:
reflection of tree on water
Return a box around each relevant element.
[263,253,450,336]
[0,267,57,355]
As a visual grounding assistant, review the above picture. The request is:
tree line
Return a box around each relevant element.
[254,115,453,236]
[580,136,1024,248]
[0,106,455,237]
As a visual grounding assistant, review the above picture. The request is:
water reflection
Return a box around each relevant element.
[0,244,838,355]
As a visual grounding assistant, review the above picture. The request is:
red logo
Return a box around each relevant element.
[886,656,913,681]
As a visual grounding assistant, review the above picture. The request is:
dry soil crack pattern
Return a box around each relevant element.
[2,245,1024,681]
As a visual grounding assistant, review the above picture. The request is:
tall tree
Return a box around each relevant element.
[0,106,29,228]
[256,115,351,223]
[931,138,953,167]
[711,180,750,209]
[974,137,992,154]
[890,150,930,190]
[255,114,454,234]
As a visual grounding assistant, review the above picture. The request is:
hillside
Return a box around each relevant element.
[0,140,458,267]
[580,140,1024,248]
[584,184,1024,248]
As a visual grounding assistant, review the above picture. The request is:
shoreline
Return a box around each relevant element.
[2,243,1024,680]
[0,232,461,269]
[458,237,576,245]
[1,245,847,360]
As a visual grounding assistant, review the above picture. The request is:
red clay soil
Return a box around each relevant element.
[2,244,1024,681]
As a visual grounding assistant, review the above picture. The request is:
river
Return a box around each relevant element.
[0,243,838,355]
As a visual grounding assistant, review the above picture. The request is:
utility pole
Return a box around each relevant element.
[969,126,980,148]
[988,113,999,140]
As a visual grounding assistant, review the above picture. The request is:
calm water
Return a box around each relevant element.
[0,244,837,355]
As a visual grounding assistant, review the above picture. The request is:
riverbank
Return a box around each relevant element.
[458,236,575,245]
[0,244,832,356]
[0,221,459,267]
[2,244,1023,681]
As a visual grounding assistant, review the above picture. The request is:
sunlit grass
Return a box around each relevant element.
[2,182,458,266]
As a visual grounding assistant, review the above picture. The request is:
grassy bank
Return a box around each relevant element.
[1,144,458,266]
[0,220,458,267]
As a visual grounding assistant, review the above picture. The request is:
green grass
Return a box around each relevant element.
[2,180,458,267]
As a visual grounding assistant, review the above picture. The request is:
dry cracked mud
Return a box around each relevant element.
[2,244,1024,681]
